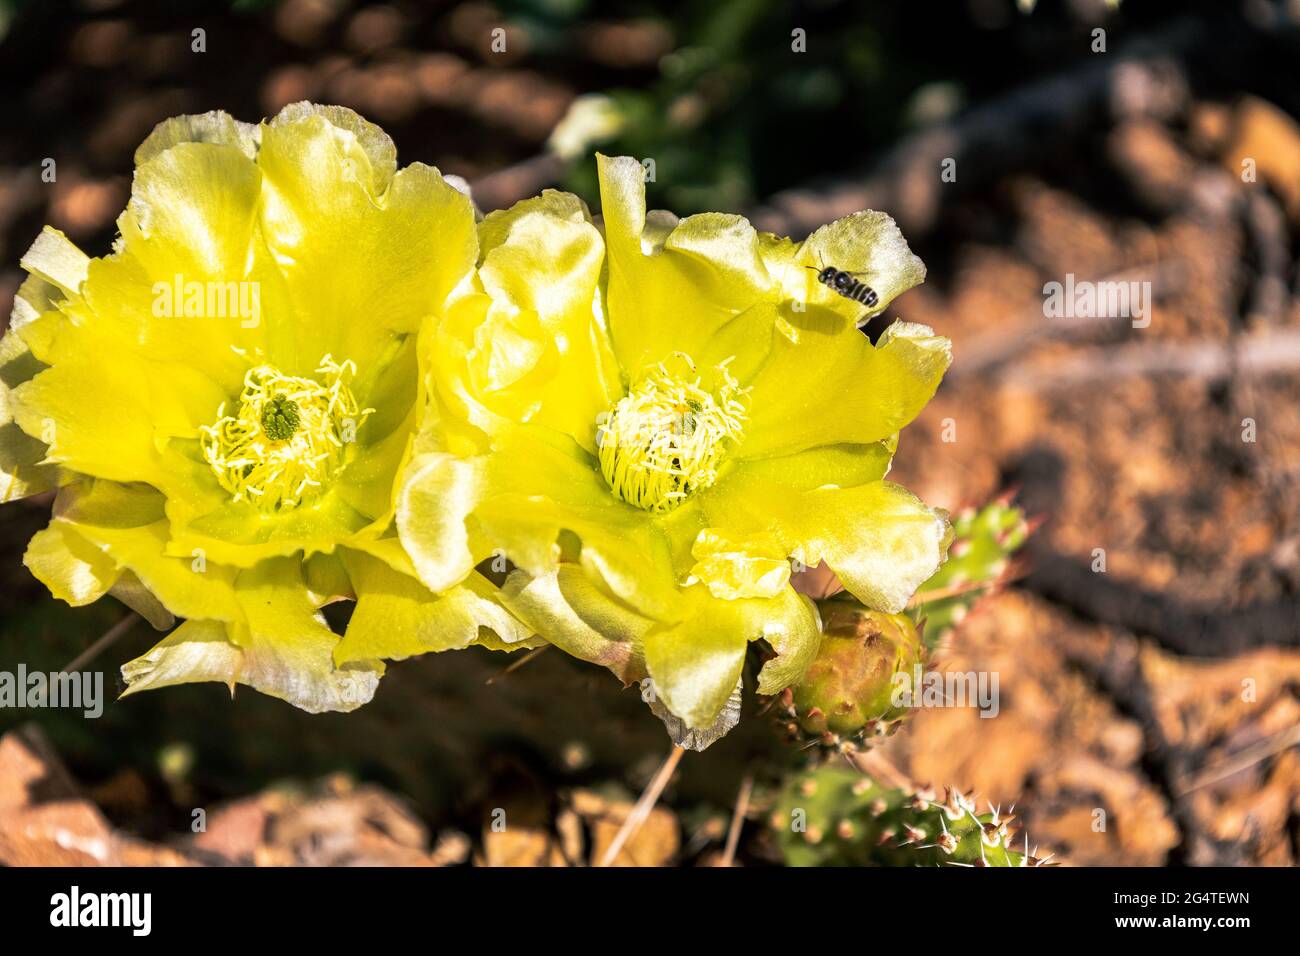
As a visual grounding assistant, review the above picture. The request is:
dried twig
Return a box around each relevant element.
[597,745,685,867]
[848,749,913,791]
[907,572,1023,608]
[62,612,138,673]
[950,261,1184,380]
[1178,724,1300,795]
[1002,330,1300,391]
[484,645,549,685]
[719,773,753,868]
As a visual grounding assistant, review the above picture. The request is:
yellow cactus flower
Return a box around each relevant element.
[398,155,953,733]
[0,104,533,713]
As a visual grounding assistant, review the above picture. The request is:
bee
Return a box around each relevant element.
[807,265,879,308]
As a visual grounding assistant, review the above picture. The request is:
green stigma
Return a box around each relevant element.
[597,354,747,514]
[260,395,301,441]
[201,355,373,512]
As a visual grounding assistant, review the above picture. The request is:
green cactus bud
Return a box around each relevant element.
[909,496,1031,652]
[789,609,925,740]
[772,766,1053,867]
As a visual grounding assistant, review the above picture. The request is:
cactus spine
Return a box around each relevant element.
[771,766,1052,867]
[908,495,1031,652]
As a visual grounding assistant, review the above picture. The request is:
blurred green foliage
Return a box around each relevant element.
[552,0,896,212]
[518,0,1141,213]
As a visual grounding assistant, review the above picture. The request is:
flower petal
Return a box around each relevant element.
[24,522,119,606]
[596,154,778,378]
[394,451,484,593]
[687,528,790,600]
[718,439,895,493]
[473,426,684,620]
[0,328,59,502]
[791,210,927,325]
[642,591,750,729]
[97,138,269,394]
[43,479,244,623]
[257,105,476,375]
[11,342,224,491]
[707,467,952,614]
[754,588,823,696]
[739,317,950,459]
[334,550,529,664]
[135,109,260,165]
[18,226,89,300]
[226,558,383,713]
[644,583,823,727]
[455,190,621,451]
[500,564,649,682]
[399,426,684,621]
[121,619,241,697]
[123,612,382,714]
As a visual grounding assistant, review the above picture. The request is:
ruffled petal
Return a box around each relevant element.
[687,528,790,600]
[121,619,242,697]
[644,584,822,727]
[162,488,371,568]
[596,154,781,378]
[475,427,685,620]
[398,426,684,620]
[92,137,268,394]
[12,345,226,492]
[394,451,484,593]
[256,104,477,376]
[459,190,622,450]
[334,550,529,664]
[788,210,927,325]
[76,520,242,623]
[739,317,950,459]
[228,557,383,713]
[24,522,119,606]
[122,612,382,714]
[0,328,59,502]
[754,588,823,696]
[500,564,649,682]
[706,465,952,614]
[35,479,244,623]
[134,109,260,165]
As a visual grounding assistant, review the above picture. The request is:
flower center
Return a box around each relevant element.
[597,354,747,513]
[201,355,372,512]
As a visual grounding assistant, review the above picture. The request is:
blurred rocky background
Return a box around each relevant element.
[1,0,1298,866]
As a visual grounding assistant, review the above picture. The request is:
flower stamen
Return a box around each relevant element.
[201,355,372,512]
[597,353,747,513]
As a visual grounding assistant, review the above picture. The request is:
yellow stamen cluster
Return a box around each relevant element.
[597,354,747,513]
[201,355,372,512]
